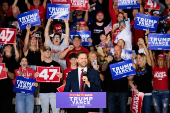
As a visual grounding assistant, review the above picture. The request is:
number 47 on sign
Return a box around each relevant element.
[0,28,17,44]
[36,66,61,82]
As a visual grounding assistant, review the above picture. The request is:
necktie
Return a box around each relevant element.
[80,69,85,92]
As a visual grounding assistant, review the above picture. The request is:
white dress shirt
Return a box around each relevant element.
[78,67,87,90]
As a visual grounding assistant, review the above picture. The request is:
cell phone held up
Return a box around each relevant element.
[93,60,97,69]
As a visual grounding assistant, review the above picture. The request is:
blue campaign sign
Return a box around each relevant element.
[13,76,36,94]
[70,31,91,46]
[46,3,70,20]
[56,92,106,108]
[17,9,41,30]
[118,0,140,9]
[148,33,170,50]
[109,59,136,80]
[134,13,159,32]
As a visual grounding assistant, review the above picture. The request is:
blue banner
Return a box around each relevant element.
[109,59,136,80]
[118,0,140,9]
[17,9,41,30]
[46,3,70,20]
[134,13,159,32]
[56,92,106,108]
[13,76,36,94]
[70,31,91,46]
[148,33,170,50]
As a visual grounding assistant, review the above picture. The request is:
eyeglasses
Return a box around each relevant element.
[53,37,60,39]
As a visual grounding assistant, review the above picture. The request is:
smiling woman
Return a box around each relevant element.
[12,57,37,113]
[23,24,43,66]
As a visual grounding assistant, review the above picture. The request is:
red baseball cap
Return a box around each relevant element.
[29,35,38,40]
[96,11,104,16]
[157,54,166,60]
[79,21,87,26]
[53,24,63,33]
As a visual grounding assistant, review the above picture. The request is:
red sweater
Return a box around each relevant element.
[13,67,35,85]
[109,0,119,26]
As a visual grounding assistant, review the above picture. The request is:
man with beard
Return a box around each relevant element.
[64,51,101,113]
[89,11,107,49]
[102,45,132,113]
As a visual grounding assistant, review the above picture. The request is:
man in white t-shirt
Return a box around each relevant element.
[44,18,69,71]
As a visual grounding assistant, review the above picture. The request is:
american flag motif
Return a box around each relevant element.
[104,21,112,35]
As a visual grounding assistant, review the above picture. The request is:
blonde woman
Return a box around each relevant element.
[87,51,104,81]
[128,38,153,113]
[23,24,43,65]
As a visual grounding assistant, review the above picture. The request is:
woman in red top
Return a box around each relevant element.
[13,57,38,113]
[148,34,170,113]
[109,0,123,26]
[109,0,124,42]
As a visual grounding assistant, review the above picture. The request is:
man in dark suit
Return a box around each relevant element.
[64,51,101,92]
[64,51,101,113]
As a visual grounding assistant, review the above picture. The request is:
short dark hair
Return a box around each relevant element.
[53,33,61,39]
[76,51,87,58]
[69,53,77,59]
[99,31,105,36]
[117,12,124,18]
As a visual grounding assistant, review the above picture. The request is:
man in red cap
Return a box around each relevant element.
[78,21,88,30]
[50,24,66,42]
[89,11,107,49]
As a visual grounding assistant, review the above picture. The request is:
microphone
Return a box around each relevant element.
[83,71,87,77]
[82,71,87,92]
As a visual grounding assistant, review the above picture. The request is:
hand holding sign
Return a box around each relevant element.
[36,66,61,82]
[133,87,139,94]
[137,0,142,4]
[3,67,8,73]
[56,72,63,78]
[0,63,7,80]
[18,68,22,76]
[34,72,39,78]
[145,28,150,35]
[88,38,93,43]
[26,24,31,31]
[33,82,38,87]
